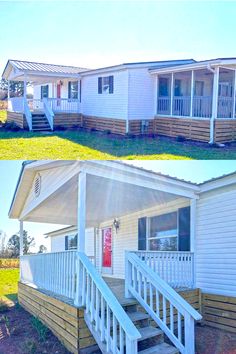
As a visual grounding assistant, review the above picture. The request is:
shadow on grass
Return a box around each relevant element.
[0,129,236,159]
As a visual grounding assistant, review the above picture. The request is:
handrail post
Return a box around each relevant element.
[184,313,195,354]
[74,253,83,307]
[125,251,132,298]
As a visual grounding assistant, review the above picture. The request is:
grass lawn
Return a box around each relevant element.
[0,269,19,306]
[0,129,236,160]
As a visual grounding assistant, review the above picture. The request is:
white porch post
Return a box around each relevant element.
[190,199,196,287]
[23,75,27,112]
[75,171,87,306]
[19,220,24,256]
[190,70,194,117]
[232,69,236,119]
[170,72,174,116]
[210,66,219,144]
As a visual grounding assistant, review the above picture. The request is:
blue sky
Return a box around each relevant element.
[0,1,236,71]
[1,160,236,252]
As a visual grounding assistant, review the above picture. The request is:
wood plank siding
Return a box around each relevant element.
[82,115,127,135]
[7,111,28,129]
[18,282,96,353]
[214,119,236,143]
[154,116,211,142]
[54,113,82,129]
[202,293,236,333]
[128,120,154,135]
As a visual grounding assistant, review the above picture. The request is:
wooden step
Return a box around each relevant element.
[127,311,150,323]
[139,342,179,354]
[138,326,163,341]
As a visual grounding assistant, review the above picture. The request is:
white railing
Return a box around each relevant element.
[76,252,141,354]
[47,98,80,113]
[157,97,171,115]
[8,97,24,112]
[133,251,194,288]
[23,98,32,131]
[125,252,202,354]
[27,98,44,111]
[21,251,77,299]
[193,96,212,118]
[43,99,54,130]
[173,96,191,116]
[218,96,234,118]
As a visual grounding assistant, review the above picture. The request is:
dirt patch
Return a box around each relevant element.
[0,304,71,354]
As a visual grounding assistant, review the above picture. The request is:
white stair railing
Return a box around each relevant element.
[125,252,202,354]
[43,99,54,130]
[23,98,32,131]
[76,252,141,354]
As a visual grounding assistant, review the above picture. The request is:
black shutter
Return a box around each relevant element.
[65,236,68,250]
[178,207,190,251]
[138,217,147,250]
[40,86,43,99]
[80,80,82,102]
[98,77,102,94]
[45,85,49,98]
[68,81,71,99]
[109,76,114,94]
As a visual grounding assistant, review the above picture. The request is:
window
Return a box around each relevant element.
[159,78,169,97]
[195,81,204,96]
[149,212,178,251]
[174,79,182,96]
[98,76,114,94]
[65,234,77,250]
[219,82,232,97]
[41,85,49,99]
[68,81,79,99]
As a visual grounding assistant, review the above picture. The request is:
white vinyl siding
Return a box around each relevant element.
[195,186,236,296]
[127,68,156,120]
[81,70,129,119]
[98,198,189,279]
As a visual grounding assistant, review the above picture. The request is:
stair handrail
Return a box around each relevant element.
[43,99,54,130]
[75,252,141,353]
[125,252,202,354]
[23,98,32,131]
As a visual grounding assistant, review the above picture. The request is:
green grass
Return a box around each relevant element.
[0,110,7,123]
[0,269,19,305]
[0,129,236,159]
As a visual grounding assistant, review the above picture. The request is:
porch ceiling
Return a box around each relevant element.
[21,173,185,227]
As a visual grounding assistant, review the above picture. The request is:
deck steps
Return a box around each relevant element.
[139,342,179,354]
[31,113,51,132]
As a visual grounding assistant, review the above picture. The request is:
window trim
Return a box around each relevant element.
[41,85,49,99]
[66,233,78,250]
[98,76,114,94]
[68,81,79,100]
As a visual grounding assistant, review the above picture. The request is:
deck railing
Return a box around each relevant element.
[157,97,171,115]
[173,96,191,116]
[47,98,80,113]
[193,96,212,118]
[8,97,24,112]
[125,252,202,354]
[76,252,141,353]
[133,251,194,288]
[218,96,234,118]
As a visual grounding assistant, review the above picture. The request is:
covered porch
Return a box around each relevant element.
[10,161,201,354]
[2,60,84,130]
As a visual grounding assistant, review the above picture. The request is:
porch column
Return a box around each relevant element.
[190,199,196,287]
[170,72,174,116]
[23,75,27,111]
[77,171,86,252]
[190,70,194,117]
[210,66,220,143]
[232,69,236,119]
[19,220,24,256]
[7,80,10,100]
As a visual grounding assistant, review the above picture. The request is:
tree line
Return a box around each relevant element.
[0,229,47,258]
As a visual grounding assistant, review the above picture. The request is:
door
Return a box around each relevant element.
[57,83,61,107]
[102,227,112,274]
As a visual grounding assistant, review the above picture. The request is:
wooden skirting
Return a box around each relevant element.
[81,115,127,135]
[7,111,28,129]
[154,116,211,142]
[54,113,82,129]
[128,120,154,135]
[214,119,236,143]
[18,282,96,353]
[202,293,236,333]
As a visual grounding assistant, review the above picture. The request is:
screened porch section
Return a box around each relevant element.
[157,67,236,119]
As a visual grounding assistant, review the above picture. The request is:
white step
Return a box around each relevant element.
[139,342,179,354]
[138,326,163,341]
[127,311,150,322]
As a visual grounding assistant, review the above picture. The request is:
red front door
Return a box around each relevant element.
[102,228,112,271]
[57,84,61,106]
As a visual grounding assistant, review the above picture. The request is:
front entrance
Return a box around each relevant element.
[102,227,112,274]
[57,83,61,106]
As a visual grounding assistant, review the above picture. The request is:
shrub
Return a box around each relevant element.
[21,339,37,354]
[54,125,66,131]
[3,121,21,131]
[104,129,111,135]
[176,135,186,142]
[31,316,48,343]
[0,258,19,268]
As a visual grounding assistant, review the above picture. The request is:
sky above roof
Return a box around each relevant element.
[0,1,236,72]
[0,160,236,252]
